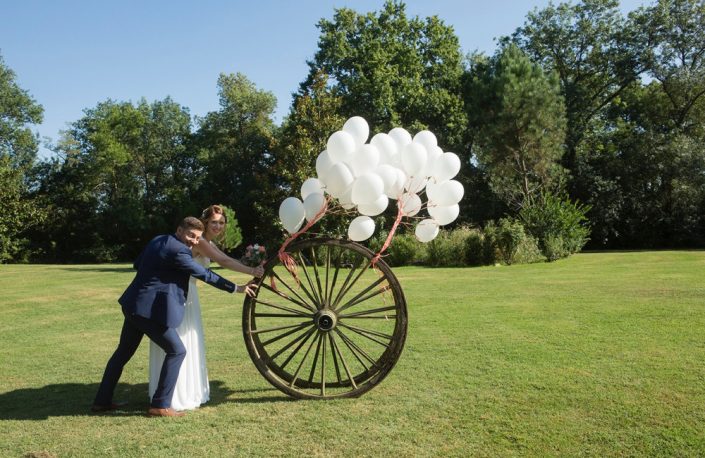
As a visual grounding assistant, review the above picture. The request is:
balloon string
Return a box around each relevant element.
[272,197,330,290]
[371,199,405,268]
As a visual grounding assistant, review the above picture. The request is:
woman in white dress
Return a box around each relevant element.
[148,205,264,410]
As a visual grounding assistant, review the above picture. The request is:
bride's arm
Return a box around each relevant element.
[195,238,263,277]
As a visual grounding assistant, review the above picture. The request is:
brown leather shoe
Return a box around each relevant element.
[147,407,185,417]
[91,401,128,412]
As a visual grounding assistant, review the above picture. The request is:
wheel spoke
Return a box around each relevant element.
[261,322,312,347]
[339,305,397,319]
[289,330,321,387]
[307,333,324,384]
[326,248,344,306]
[321,335,327,397]
[328,332,342,385]
[329,330,357,389]
[253,298,312,317]
[277,326,318,369]
[335,328,376,370]
[296,252,322,307]
[310,245,325,307]
[338,322,392,347]
[333,258,373,308]
[335,276,390,314]
[331,257,363,309]
[250,321,311,335]
[267,272,317,313]
[324,246,331,307]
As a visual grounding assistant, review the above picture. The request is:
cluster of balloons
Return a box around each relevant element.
[278,116,464,243]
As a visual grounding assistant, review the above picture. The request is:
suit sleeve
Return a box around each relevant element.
[172,247,236,293]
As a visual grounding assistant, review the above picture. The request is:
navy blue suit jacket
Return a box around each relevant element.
[118,234,235,328]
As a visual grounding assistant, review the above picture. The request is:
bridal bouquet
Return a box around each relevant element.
[241,244,267,267]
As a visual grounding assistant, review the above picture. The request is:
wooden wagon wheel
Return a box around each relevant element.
[242,237,408,399]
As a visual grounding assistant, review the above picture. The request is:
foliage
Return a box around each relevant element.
[32,98,197,262]
[519,192,591,261]
[193,73,279,246]
[483,218,535,265]
[304,0,467,151]
[464,44,567,208]
[218,205,243,253]
[0,54,46,262]
[425,226,474,267]
[508,0,647,171]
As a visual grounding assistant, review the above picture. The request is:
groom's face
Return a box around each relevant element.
[176,227,203,249]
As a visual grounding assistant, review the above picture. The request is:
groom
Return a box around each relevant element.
[93,216,249,417]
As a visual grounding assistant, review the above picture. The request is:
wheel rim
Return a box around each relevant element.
[242,238,408,399]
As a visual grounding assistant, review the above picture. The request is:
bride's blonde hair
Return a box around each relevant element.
[200,204,227,241]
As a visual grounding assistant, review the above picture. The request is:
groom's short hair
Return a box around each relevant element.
[178,216,205,232]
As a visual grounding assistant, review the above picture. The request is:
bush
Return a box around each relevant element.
[366,230,425,267]
[465,227,487,266]
[519,193,591,261]
[424,227,470,267]
[484,218,527,265]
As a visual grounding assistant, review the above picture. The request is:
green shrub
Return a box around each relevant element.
[366,230,425,267]
[425,226,473,267]
[464,227,487,266]
[519,193,591,261]
[484,218,537,265]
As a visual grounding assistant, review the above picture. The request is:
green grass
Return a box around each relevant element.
[1,251,704,457]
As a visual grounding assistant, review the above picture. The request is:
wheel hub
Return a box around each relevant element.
[314,309,337,331]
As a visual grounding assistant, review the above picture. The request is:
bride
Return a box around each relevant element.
[148,204,264,410]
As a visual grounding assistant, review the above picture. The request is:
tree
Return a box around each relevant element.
[33,98,197,261]
[302,0,467,151]
[509,0,647,173]
[464,44,567,209]
[193,73,279,245]
[0,53,45,262]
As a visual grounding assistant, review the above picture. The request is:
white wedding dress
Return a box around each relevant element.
[148,253,210,410]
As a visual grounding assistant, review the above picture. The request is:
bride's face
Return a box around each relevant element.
[205,213,226,240]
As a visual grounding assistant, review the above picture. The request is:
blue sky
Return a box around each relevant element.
[2,0,647,158]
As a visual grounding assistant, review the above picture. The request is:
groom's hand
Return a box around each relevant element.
[237,280,258,297]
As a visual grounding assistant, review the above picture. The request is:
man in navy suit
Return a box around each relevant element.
[93,216,251,417]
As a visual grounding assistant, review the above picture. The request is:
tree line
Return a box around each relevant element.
[1,0,704,263]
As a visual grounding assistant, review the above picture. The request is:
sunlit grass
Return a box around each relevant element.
[1,251,704,456]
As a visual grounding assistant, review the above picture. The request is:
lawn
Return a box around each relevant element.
[1,251,704,457]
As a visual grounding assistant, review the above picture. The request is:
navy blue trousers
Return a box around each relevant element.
[94,311,186,409]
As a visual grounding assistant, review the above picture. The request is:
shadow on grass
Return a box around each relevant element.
[0,380,289,420]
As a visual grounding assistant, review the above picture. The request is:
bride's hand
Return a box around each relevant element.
[237,281,258,297]
[250,265,265,278]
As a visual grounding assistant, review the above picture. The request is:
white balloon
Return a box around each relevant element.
[405,175,428,193]
[386,168,407,199]
[351,173,385,205]
[357,194,388,216]
[343,116,369,145]
[371,133,399,165]
[415,219,439,243]
[435,180,465,206]
[413,130,437,151]
[426,145,444,170]
[338,184,356,209]
[400,142,428,177]
[399,192,422,217]
[327,130,356,163]
[433,152,461,182]
[349,143,380,176]
[388,127,412,151]
[316,150,335,179]
[375,164,398,195]
[301,178,324,201]
[428,203,460,226]
[325,162,354,198]
[278,197,305,233]
[303,192,326,222]
[426,179,441,202]
[348,215,375,242]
